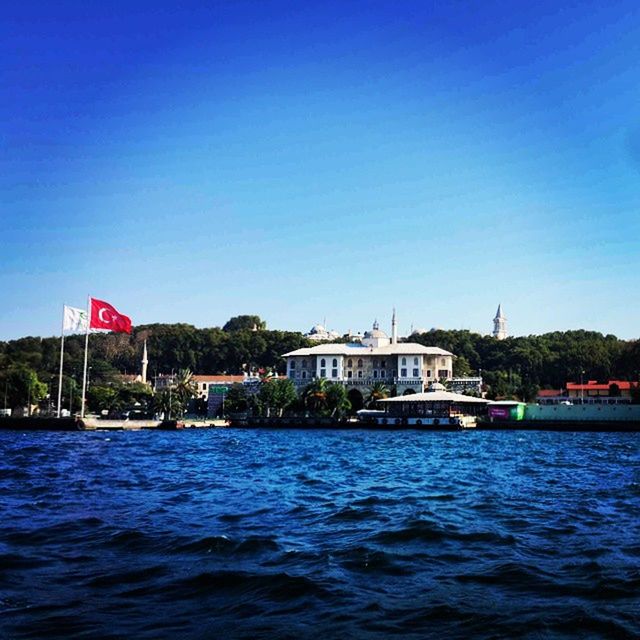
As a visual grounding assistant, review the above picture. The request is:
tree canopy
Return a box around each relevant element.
[1,319,639,408]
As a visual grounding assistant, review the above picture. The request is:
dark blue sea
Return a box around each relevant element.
[0,429,638,639]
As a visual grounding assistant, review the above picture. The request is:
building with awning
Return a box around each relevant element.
[361,383,489,429]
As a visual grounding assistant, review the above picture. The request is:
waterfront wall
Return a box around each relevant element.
[525,404,640,422]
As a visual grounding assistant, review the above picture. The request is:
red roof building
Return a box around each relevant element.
[566,380,637,399]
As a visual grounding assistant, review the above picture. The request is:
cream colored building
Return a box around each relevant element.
[283,317,454,401]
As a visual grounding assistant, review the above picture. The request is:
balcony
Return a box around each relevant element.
[288,375,427,388]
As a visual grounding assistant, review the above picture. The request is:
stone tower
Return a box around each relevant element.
[493,304,507,340]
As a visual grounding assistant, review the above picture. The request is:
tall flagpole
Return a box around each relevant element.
[57,305,66,418]
[80,296,91,418]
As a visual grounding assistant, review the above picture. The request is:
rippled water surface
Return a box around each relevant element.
[0,429,639,639]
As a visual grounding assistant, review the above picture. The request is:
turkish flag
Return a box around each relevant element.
[90,298,132,334]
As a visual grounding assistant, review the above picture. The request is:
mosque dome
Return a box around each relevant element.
[309,324,326,335]
[364,319,388,340]
[364,328,388,339]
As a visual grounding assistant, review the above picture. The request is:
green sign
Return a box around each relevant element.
[209,386,228,395]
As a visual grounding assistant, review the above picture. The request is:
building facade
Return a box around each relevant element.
[283,320,454,400]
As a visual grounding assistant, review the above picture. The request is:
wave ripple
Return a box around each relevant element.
[0,429,638,639]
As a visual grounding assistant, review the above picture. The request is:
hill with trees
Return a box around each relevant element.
[1,315,639,411]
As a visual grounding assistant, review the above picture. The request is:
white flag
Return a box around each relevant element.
[63,305,88,333]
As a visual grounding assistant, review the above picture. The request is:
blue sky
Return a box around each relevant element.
[3,1,640,340]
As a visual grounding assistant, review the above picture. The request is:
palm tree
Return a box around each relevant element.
[174,369,197,405]
[326,383,351,418]
[151,389,182,419]
[302,378,329,415]
[366,382,390,408]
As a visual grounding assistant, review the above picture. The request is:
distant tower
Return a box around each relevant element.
[141,340,149,384]
[493,304,508,340]
[391,308,398,344]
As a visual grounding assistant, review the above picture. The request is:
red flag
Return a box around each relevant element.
[90,298,132,334]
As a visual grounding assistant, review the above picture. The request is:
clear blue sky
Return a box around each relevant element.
[3,1,640,341]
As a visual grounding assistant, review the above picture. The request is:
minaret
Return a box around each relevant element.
[493,304,507,340]
[391,308,397,344]
[141,340,149,384]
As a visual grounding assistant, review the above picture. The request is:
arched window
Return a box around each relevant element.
[320,358,326,367]
[302,359,307,368]
[289,360,296,369]
[401,357,407,366]
[414,357,419,366]
[347,359,353,368]
[357,359,363,368]
[332,358,338,367]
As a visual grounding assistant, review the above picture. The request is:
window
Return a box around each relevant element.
[438,369,448,379]
[289,360,296,369]
[302,371,307,379]
[380,360,386,368]
[347,359,353,368]
[357,370,363,379]
[401,368,407,377]
[332,369,338,378]
[357,359,363,368]
[414,357,419,366]
[441,358,446,366]
[373,359,378,368]
[373,370,378,379]
[332,358,338,368]
[413,368,419,377]
[320,358,326,367]
[427,369,432,378]
[302,359,307,368]
[401,357,407,366]
[380,370,386,378]
[347,371,353,379]
[320,369,326,378]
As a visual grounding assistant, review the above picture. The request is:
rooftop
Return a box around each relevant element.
[379,391,488,404]
[283,342,454,357]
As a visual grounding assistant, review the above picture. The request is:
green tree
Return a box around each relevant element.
[452,355,472,377]
[366,382,390,408]
[223,315,266,332]
[0,367,48,413]
[326,382,351,418]
[273,378,298,416]
[151,389,182,419]
[173,369,197,413]
[87,385,120,414]
[224,384,250,414]
[302,378,329,415]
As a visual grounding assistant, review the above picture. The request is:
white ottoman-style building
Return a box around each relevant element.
[283,313,454,405]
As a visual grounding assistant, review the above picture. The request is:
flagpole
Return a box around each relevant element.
[57,305,66,418]
[80,296,91,418]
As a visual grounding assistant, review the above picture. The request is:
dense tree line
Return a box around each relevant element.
[1,316,639,409]
[411,329,640,400]
[0,316,310,411]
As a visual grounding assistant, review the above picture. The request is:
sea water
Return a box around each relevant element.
[0,429,638,639]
